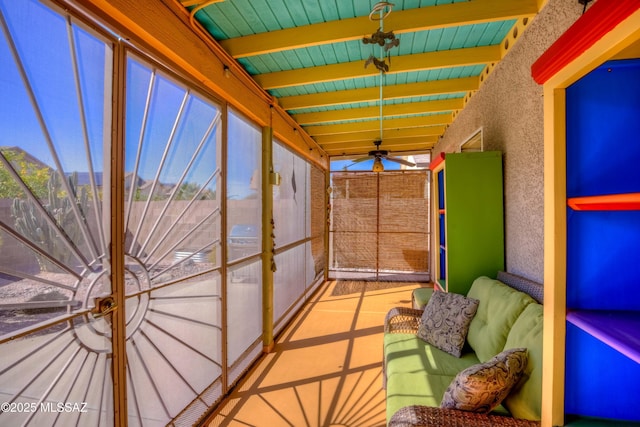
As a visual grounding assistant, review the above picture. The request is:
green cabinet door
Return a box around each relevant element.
[431,151,504,295]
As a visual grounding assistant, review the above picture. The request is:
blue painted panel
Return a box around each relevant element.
[566,209,640,310]
[566,59,640,198]
[565,323,640,422]
[437,170,445,209]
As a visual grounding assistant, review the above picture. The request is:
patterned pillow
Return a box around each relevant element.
[441,348,529,413]
[416,291,479,357]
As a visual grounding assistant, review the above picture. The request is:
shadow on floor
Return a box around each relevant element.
[203,280,422,427]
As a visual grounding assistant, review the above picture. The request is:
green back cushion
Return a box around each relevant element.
[502,303,543,421]
[466,276,535,362]
[412,287,434,309]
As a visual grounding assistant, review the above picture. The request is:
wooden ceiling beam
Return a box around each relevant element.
[219,0,539,58]
[304,114,453,136]
[322,137,438,156]
[293,98,463,125]
[314,126,446,145]
[279,77,478,110]
[255,45,500,90]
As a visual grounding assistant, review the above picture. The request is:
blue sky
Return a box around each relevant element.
[1,0,260,199]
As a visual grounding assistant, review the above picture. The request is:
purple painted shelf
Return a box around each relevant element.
[567,310,640,364]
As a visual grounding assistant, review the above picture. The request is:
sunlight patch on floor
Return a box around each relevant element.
[203,280,425,427]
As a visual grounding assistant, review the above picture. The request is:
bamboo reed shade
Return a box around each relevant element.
[329,170,430,274]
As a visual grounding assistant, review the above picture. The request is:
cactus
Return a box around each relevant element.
[11,171,89,270]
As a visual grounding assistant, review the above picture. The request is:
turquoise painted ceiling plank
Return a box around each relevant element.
[183,0,537,154]
[450,26,474,49]
[198,2,259,39]
[491,20,517,43]
[261,1,297,29]
[231,0,274,33]
[235,57,258,75]
[336,1,357,18]
[284,1,313,25]
[194,10,228,40]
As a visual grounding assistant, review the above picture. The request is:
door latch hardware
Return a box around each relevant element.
[92,296,117,318]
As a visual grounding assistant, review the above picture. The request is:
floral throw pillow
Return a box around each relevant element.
[416,291,479,357]
[441,348,529,413]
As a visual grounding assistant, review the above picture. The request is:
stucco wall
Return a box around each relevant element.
[432,0,591,283]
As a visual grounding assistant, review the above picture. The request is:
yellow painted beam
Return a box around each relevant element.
[323,137,438,156]
[324,136,438,151]
[304,114,453,136]
[293,98,463,125]
[280,77,478,110]
[256,45,501,90]
[314,126,445,145]
[219,0,539,58]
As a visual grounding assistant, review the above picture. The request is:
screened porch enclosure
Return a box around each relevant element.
[329,171,431,282]
[0,0,325,425]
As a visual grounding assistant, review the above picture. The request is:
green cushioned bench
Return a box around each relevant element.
[384,273,544,427]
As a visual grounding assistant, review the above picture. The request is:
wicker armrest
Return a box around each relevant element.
[389,406,541,427]
[384,307,423,333]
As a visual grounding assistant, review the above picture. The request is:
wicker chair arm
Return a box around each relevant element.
[384,307,423,333]
[389,406,541,427]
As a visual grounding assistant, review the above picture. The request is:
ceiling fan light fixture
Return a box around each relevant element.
[372,157,385,172]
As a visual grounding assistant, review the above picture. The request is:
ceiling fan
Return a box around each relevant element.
[348,2,416,172]
[349,140,416,172]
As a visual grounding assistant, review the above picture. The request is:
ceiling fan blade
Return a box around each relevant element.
[344,156,373,170]
[385,156,416,167]
[351,156,372,163]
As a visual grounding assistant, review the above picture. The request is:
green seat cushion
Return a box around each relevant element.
[385,371,511,423]
[386,372,454,423]
[466,276,536,362]
[502,303,544,421]
[384,333,479,378]
[412,287,434,309]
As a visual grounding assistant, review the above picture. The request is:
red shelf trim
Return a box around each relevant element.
[439,209,445,214]
[429,152,446,171]
[567,193,640,211]
[531,0,640,85]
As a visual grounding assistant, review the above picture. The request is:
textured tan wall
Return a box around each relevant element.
[433,0,592,283]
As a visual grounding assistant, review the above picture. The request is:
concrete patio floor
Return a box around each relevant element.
[203,279,430,427]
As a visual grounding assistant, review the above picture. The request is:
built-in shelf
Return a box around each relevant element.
[561,58,640,422]
[567,310,640,365]
[567,193,640,211]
